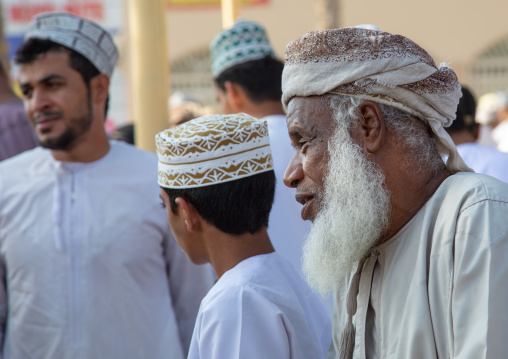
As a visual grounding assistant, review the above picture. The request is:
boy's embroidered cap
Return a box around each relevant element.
[156,113,273,189]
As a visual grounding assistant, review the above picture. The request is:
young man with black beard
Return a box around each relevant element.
[0,12,214,358]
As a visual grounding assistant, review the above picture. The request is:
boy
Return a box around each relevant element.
[156,113,331,358]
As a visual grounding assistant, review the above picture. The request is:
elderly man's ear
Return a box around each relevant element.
[355,101,386,153]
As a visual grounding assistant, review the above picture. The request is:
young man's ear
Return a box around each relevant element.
[175,197,201,232]
[89,74,110,108]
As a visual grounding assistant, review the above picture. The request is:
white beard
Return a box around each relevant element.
[302,126,391,295]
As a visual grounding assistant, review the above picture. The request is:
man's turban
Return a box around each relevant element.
[282,25,472,173]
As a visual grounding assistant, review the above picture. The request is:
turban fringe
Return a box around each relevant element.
[281,28,473,174]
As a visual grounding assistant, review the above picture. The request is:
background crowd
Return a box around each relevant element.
[0,4,507,359]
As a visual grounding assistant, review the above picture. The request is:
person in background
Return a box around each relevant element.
[210,19,312,283]
[157,113,332,359]
[0,61,38,160]
[169,100,216,128]
[476,90,508,151]
[282,25,508,358]
[446,86,508,182]
[111,93,216,145]
[0,12,214,358]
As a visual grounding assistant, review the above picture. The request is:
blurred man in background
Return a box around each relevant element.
[210,19,312,282]
[446,86,508,182]
[0,61,38,160]
[476,90,508,152]
[0,12,214,358]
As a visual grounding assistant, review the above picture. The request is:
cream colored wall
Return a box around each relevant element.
[341,0,508,86]
[165,0,508,89]
[166,0,317,62]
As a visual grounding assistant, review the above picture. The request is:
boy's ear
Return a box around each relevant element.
[175,197,201,232]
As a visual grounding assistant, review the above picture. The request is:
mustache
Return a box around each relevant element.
[33,111,62,124]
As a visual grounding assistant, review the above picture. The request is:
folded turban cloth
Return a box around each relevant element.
[282,25,472,173]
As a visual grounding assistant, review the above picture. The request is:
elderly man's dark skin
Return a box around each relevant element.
[283,96,451,241]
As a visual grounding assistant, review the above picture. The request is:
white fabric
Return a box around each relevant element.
[330,172,508,358]
[0,141,215,359]
[188,252,332,359]
[477,125,497,147]
[456,143,508,182]
[264,114,334,315]
[492,120,508,153]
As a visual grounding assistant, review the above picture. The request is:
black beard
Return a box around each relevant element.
[40,113,93,150]
[40,93,94,151]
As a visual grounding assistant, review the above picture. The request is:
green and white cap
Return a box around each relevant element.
[210,19,275,78]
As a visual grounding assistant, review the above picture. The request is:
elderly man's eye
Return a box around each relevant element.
[299,136,315,152]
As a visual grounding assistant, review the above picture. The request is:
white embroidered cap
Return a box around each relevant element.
[25,12,118,77]
[156,113,273,189]
[282,25,472,174]
[210,19,275,77]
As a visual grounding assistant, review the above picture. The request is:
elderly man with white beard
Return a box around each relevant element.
[282,25,508,359]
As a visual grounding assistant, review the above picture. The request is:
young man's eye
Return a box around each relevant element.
[160,201,166,209]
[20,87,32,98]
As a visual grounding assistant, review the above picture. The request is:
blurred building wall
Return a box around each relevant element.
[4,0,508,122]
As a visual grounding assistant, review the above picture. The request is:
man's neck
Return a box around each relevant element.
[383,168,451,241]
[51,116,111,163]
[205,227,275,279]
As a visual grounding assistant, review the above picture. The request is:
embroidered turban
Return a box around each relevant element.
[156,113,273,189]
[282,25,472,173]
[210,19,275,78]
[25,12,118,77]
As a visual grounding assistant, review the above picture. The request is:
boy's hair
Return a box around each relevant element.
[14,38,109,116]
[163,170,275,235]
[214,56,284,103]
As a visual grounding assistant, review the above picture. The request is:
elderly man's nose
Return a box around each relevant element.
[283,155,303,188]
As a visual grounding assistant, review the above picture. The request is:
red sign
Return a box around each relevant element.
[168,0,268,9]
[9,1,104,23]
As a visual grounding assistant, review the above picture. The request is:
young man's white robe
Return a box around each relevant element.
[0,141,215,359]
[189,252,332,359]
